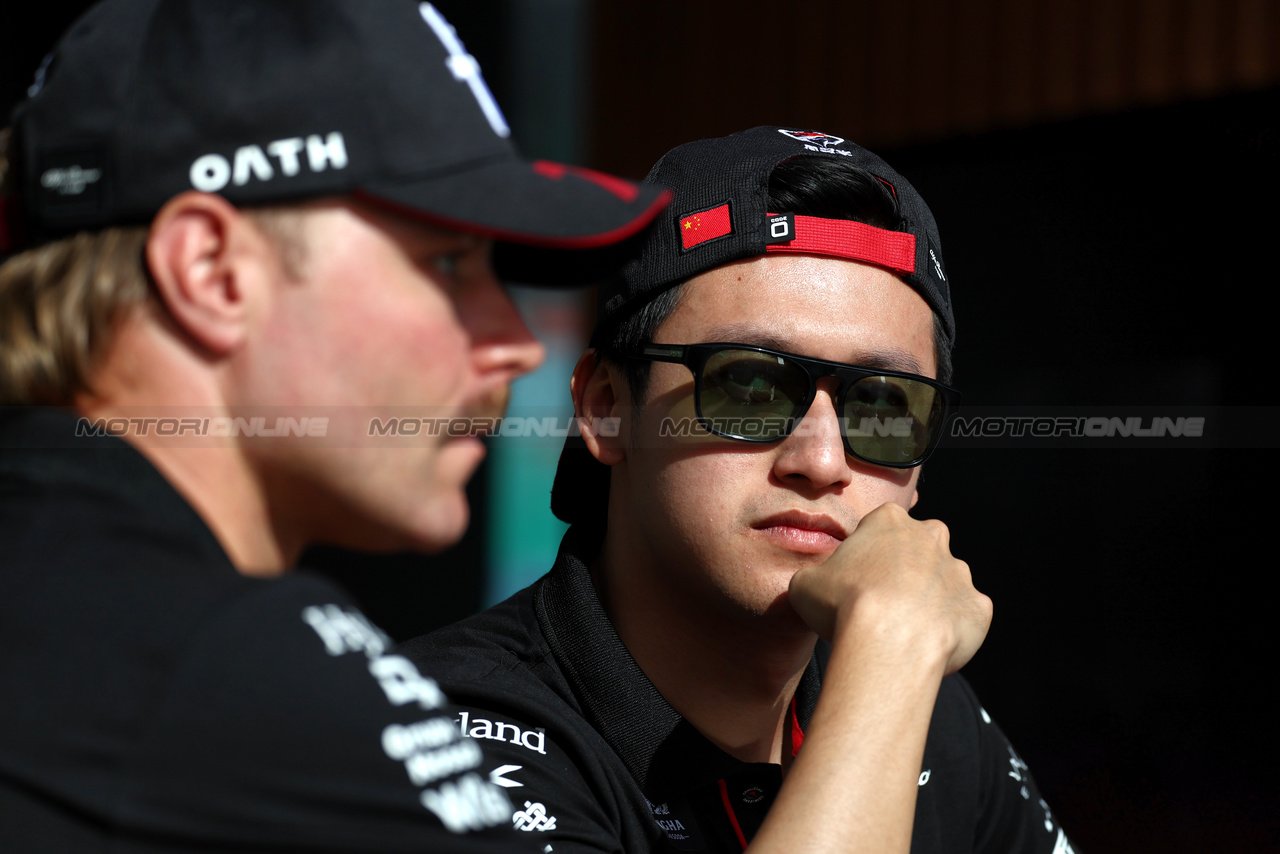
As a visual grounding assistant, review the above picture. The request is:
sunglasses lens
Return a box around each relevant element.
[843,377,940,464]
[699,349,808,438]
[681,345,950,464]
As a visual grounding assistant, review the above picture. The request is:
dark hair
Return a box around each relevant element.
[594,156,953,401]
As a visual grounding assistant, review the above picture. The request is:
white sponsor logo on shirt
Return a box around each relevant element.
[456,710,547,754]
[421,772,513,833]
[513,800,558,832]
[302,606,510,832]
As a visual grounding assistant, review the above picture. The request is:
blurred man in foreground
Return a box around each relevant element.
[0,1,668,849]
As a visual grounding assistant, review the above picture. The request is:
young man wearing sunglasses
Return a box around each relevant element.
[404,127,1076,852]
[0,1,671,850]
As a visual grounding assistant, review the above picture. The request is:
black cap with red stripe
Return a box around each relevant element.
[3,0,669,268]
[551,126,953,524]
[599,125,953,342]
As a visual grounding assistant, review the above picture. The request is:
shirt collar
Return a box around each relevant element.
[0,406,233,567]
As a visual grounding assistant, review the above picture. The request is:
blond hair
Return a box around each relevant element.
[0,128,306,405]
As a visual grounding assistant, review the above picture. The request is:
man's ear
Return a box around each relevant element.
[570,349,626,466]
[145,191,265,356]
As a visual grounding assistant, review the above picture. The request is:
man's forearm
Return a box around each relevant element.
[746,615,948,854]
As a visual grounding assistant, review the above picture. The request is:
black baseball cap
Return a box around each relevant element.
[2,0,670,270]
[551,126,953,524]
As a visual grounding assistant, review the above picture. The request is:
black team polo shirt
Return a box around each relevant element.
[0,408,522,853]
[401,523,1076,854]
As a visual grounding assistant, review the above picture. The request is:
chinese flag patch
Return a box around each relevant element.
[679,203,732,250]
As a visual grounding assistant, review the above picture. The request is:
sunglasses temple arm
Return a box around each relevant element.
[636,345,689,365]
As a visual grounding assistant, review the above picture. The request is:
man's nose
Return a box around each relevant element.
[468,274,547,381]
[770,379,852,492]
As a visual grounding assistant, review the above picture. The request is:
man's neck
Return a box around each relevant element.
[76,314,296,576]
[594,525,816,767]
[79,403,294,574]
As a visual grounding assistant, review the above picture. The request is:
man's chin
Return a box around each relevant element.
[396,497,472,555]
[322,494,472,557]
[758,591,823,638]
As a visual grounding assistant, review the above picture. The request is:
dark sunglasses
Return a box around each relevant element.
[626,342,960,468]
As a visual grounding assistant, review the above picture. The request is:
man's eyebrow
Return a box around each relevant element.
[699,325,926,374]
[843,349,925,374]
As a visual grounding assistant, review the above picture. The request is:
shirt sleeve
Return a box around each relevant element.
[953,678,1080,854]
[120,574,534,853]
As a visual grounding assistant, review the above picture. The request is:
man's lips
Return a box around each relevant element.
[751,511,850,553]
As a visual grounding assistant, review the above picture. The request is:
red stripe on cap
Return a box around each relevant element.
[353,188,671,250]
[533,160,640,203]
[680,203,732,250]
[765,213,915,274]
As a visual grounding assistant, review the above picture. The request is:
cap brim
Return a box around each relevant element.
[357,159,668,285]
[356,157,670,246]
[491,233,646,286]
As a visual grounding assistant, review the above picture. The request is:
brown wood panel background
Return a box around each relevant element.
[588,0,1280,177]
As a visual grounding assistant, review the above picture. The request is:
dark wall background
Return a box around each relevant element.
[889,96,1278,852]
[6,3,1276,852]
